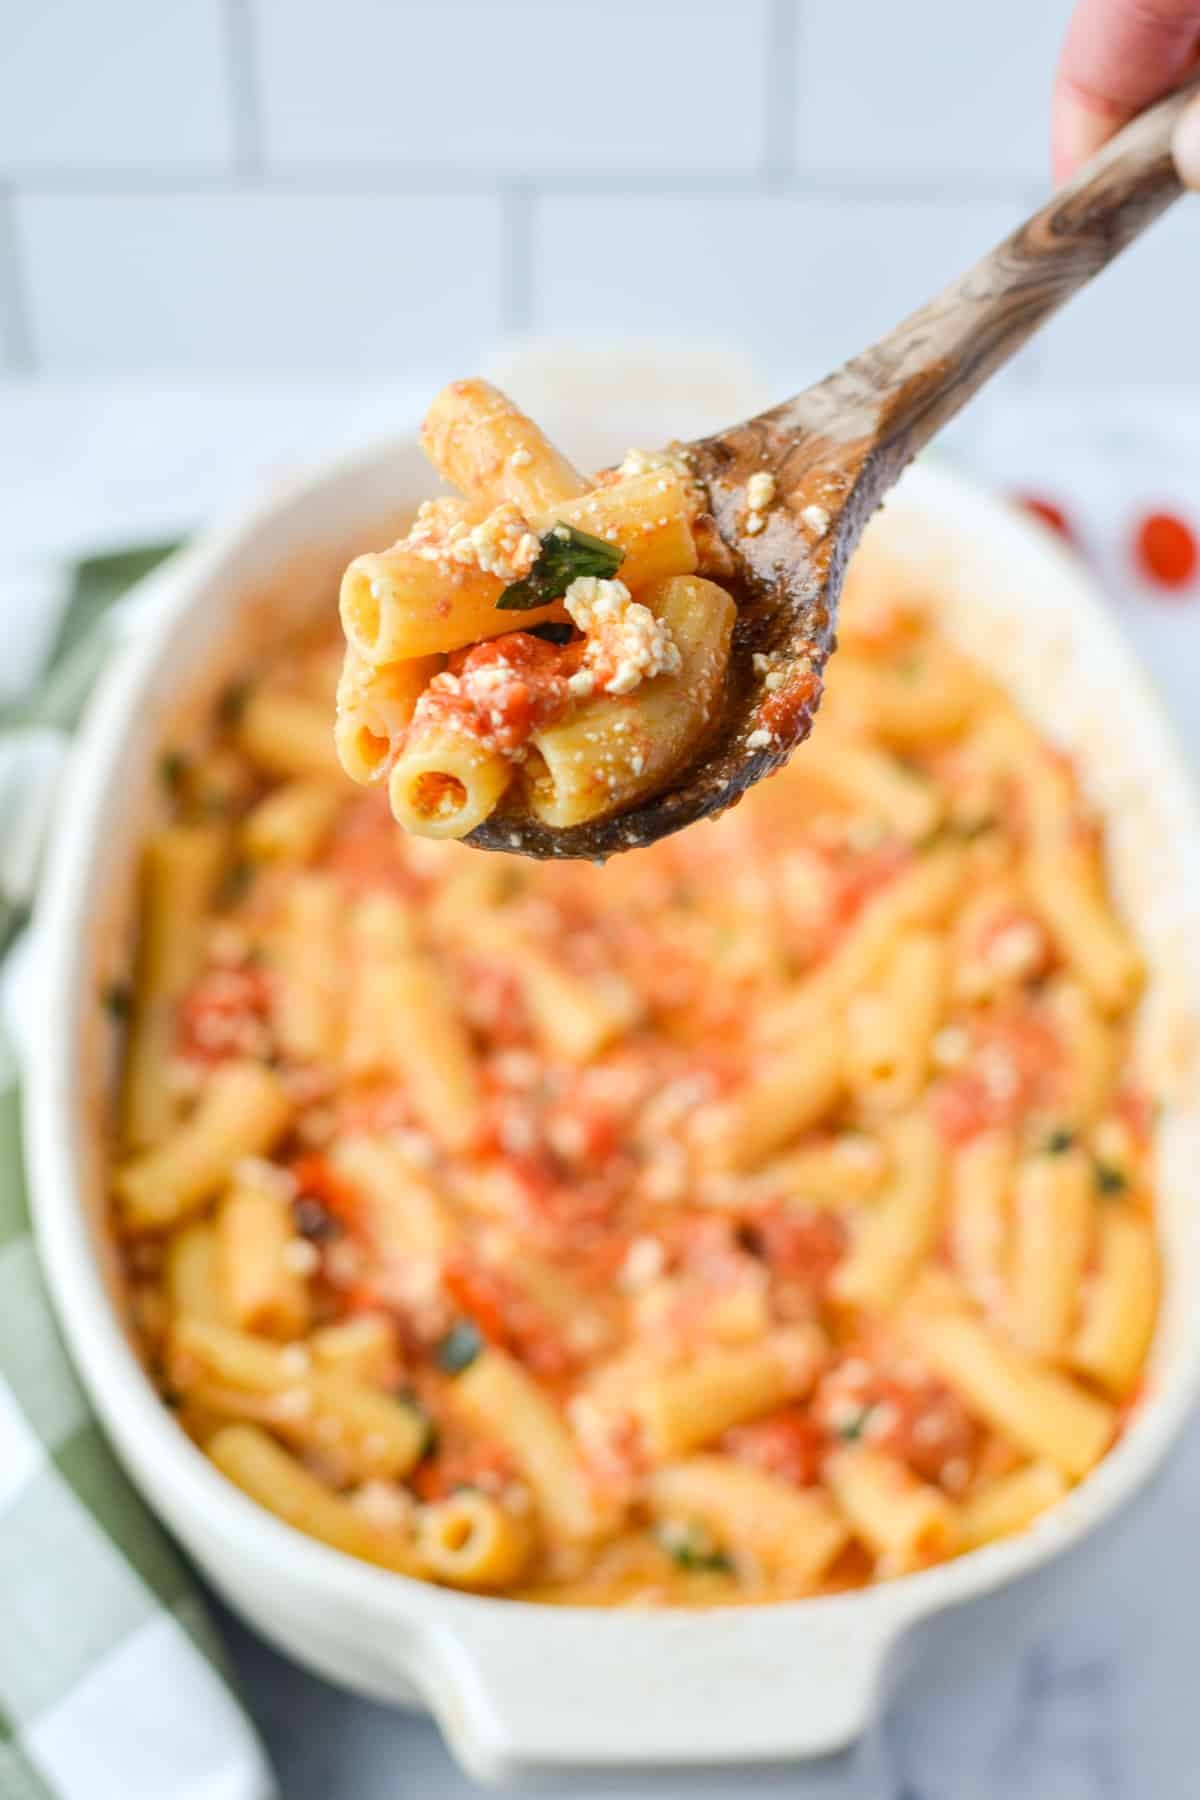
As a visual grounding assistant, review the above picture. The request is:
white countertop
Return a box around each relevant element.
[6,373,1199,1800]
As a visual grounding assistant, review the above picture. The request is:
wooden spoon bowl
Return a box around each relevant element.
[469,76,1199,861]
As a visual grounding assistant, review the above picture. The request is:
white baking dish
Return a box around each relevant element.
[24,439,1200,1785]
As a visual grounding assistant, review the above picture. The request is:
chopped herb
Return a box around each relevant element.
[291,1194,342,1242]
[435,1320,484,1374]
[1095,1162,1128,1196]
[1044,1128,1076,1155]
[403,1398,437,1460]
[217,678,253,726]
[526,621,576,646]
[655,1521,734,1574]
[836,1405,875,1443]
[102,980,132,1023]
[223,858,255,904]
[497,523,624,611]
[159,749,189,795]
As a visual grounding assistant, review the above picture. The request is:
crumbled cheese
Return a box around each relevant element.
[351,1481,414,1531]
[987,919,1044,978]
[801,504,831,537]
[746,728,773,750]
[835,1133,886,1175]
[564,576,632,632]
[565,576,681,698]
[567,668,597,699]
[509,447,533,468]
[617,1237,666,1294]
[415,501,539,582]
[764,670,788,692]
[752,652,771,675]
[618,446,691,480]
[864,1400,898,1440]
[282,1238,321,1276]
[746,470,776,513]
[744,511,766,536]
[232,1157,298,1202]
[932,1025,970,1070]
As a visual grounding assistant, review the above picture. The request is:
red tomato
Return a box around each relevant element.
[176,963,272,1064]
[430,633,577,754]
[442,1254,573,1379]
[1134,511,1198,591]
[411,1443,513,1503]
[722,1410,826,1487]
[1015,493,1073,541]
[748,1208,847,1294]
[289,1153,365,1231]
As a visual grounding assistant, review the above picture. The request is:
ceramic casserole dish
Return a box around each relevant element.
[24,437,1200,1784]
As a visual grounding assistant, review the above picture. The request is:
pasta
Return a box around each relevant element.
[107,548,1160,1604]
[335,380,735,838]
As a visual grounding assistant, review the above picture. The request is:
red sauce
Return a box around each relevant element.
[176,963,272,1065]
[411,1442,514,1503]
[759,667,822,745]
[815,1353,977,1489]
[443,1252,575,1379]
[289,1152,367,1232]
[322,794,418,898]
[1134,510,1198,591]
[722,1410,826,1487]
[932,1005,1063,1144]
[745,1207,847,1296]
[418,632,580,755]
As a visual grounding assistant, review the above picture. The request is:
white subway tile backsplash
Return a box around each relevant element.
[795,0,1073,182]
[252,0,769,172]
[535,191,1035,390]
[0,0,235,172]
[15,192,504,375]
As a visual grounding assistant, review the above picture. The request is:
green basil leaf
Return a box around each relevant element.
[497,523,624,611]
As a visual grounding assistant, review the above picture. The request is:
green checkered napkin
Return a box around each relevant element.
[0,550,275,1799]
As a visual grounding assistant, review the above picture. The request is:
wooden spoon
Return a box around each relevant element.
[471,77,1199,862]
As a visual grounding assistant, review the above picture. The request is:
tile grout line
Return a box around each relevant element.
[0,186,34,373]
[763,0,799,188]
[500,183,535,335]
[224,0,264,179]
[1,165,1038,205]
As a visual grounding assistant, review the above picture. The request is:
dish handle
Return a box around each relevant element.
[405,1599,916,1785]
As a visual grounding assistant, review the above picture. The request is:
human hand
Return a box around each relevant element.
[1053,0,1200,187]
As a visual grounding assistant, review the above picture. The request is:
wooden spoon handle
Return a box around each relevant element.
[814,74,1200,483]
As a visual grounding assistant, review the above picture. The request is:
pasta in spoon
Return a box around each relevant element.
[337,379,736,844]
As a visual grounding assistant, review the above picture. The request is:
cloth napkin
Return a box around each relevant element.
[0,548,276,1800]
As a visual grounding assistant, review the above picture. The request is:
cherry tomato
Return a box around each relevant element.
[1134,511,1197,592]
[1015,493,1073,541]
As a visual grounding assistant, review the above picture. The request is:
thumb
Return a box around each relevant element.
[1174,90,1200,188]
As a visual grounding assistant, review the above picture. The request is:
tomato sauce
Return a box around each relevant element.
[418,632,581,755]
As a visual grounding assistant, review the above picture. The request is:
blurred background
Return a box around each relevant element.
[2,4,1199,1797]
[0,0,1194,389]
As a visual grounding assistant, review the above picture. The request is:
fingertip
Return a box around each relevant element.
[1172,93,1200,190]
[1051,92,1118,184]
